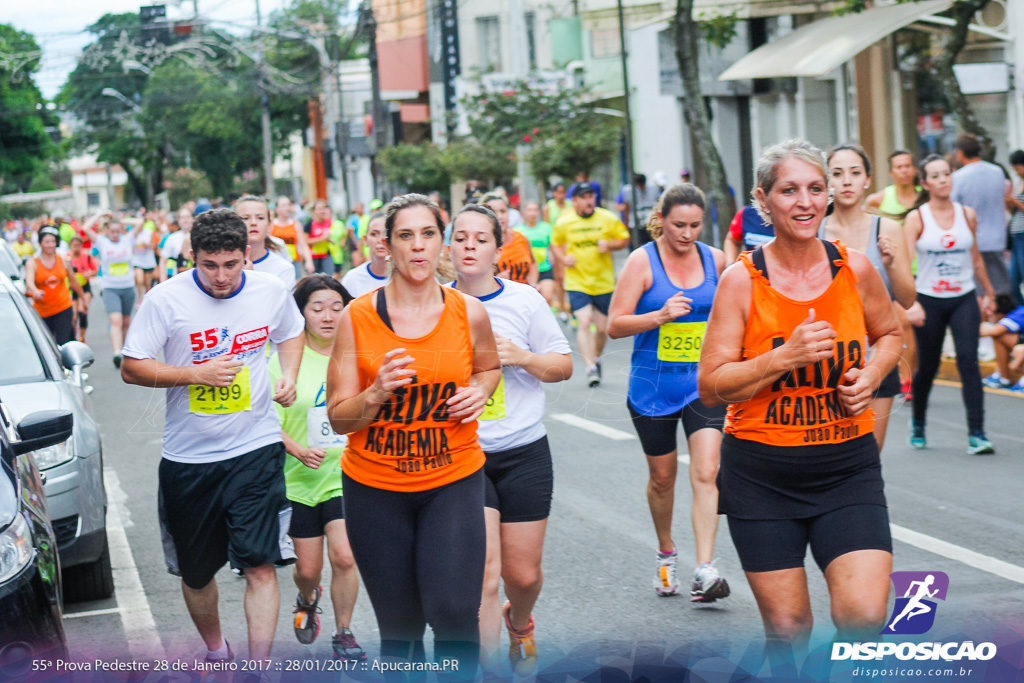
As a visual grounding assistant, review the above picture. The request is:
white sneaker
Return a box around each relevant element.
[653,550,678,596]
[691,561,730,603]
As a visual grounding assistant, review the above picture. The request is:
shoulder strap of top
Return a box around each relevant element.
[698,241,717,284]
[871,215,881,242]
[752,241,842,284]
[376,286,446,333]
[817,216,828,240]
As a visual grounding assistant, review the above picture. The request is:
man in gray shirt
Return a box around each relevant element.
[952,134,1011,301]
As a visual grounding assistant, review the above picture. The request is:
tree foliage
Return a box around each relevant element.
[0,25,58,192]
[459,78,620,182]
[378,143,450,194]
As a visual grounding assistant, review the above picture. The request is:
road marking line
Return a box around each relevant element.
[890,523,1024,585]
[549,413,637,441]
[677,453,690,464]
[103,468,166,660]
[64,607,124,619]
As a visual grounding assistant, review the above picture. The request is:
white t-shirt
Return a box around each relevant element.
[340,261,388,298]
[121,269,305,463]
[446,277,570,452]
[253,248,296,291]
[94,235,135,289]
[132,227,157,269]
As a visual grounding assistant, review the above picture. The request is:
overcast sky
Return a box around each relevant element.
[7,0,294,98]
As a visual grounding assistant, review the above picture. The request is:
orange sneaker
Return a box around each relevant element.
[503,601,537,675]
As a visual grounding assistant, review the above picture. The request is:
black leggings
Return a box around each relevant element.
[342,470,485,677]
[43,307,75,345]
[912,292,984,432]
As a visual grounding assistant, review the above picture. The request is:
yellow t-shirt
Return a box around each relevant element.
[552,207,628,295]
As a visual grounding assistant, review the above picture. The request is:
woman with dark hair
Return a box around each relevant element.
[25,225,85,344]
[69,235,98,343]
[268,275,366,660]
[904,154,996,454]
[482,193,538,286]
[608,184,730,603]
[822,144,915,448]
[326,194,500,677]
[448,203,572,675]
[699,140,901,668]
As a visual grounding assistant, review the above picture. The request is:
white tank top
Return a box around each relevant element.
[915,203,975,298]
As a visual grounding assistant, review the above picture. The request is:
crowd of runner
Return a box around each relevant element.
[6,132,1024,679]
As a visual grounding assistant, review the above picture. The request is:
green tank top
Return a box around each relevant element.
[879,185,921,222]
[517,222,553,272]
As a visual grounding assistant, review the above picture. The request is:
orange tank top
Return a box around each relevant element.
[272,220,299,261]
[496,230,534,284]
[33,256,72,318]
[725,241,874,446]
[342,287,485,491]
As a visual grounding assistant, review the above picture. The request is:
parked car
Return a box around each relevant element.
[0,401,70,673]
[0,272,110,602]
[0,241,23,294]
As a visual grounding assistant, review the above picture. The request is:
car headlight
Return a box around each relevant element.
[0,514,33,584]
[32,438,75,470]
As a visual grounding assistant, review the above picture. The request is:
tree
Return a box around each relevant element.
[0,25,58,192]
[58,13,158,203]
[842,0,993,159]
[674,0,734,243]
[378,143,450,193]
[460,78,620,183]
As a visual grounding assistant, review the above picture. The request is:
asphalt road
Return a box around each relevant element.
[57,288,1024,682]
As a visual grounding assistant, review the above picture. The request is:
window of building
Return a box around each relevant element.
[87,192,100,208]
[526,12,537,71]
[477,16,502,72]
[590,27,620,59]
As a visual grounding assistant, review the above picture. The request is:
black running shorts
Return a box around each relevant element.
[483,435,553,522]
[158,442,293,589]
[873,367,902,400]
[727,504,892,573]
[289,496,345,539]
[627,398,726,457]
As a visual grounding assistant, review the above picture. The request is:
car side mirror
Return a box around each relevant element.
[60,341,95,371]
[13,411,73,456]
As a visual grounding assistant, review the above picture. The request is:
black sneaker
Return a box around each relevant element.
[292,585,322,644]
[595,359,602,379]
[586,365,600,387]
[113,354,122,369]
[332,628,367,661]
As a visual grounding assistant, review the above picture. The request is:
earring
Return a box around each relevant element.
[761,206,770,215]
[864,185,870,190]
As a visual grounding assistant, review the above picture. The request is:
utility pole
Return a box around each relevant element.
[255,0,275,197]
[363,1,386,198]
[315,32,346,211]
[617,0,640,246]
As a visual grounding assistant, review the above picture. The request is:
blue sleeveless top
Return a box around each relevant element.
[627,241,718,416]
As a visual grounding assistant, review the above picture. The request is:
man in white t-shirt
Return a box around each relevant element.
[121,208,305,664]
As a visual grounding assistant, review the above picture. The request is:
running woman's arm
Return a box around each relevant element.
[607,248,679,338]
[295,229,315,272]
[697,264,838,407]
[963,207,996,313]
[903,209,924,263]
[878,217,916,309]
[837,250,902,416]
[326,308,415,434]
[80,211,107,243]
[526,251,539,287]
[281,430,326,469]
[447,296,501,423]
[23,258,41,301]
[494,339,572,383]
[865,190,884,211]
[272,333,304,408]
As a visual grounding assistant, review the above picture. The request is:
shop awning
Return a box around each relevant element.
[718,0,952,81]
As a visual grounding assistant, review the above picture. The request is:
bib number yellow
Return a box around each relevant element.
[109,262,130,276]
[189,367,251,414]
[480,375,506,421]
[657,322,706,363]
[307,406,348,449]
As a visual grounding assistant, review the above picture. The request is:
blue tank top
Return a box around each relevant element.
[627,241,718,416]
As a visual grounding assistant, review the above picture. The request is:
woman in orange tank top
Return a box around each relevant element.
[326,194,500,676]
[272,196,314,275]
[483,193,538,286]
[698,140,902,670]
[24,225,84,344]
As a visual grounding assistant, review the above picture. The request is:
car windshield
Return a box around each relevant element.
[0,293,46,386]
[0,247,19,279]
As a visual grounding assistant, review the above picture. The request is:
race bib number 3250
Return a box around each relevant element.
[189,367,251,414]
[657,322,706,363]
